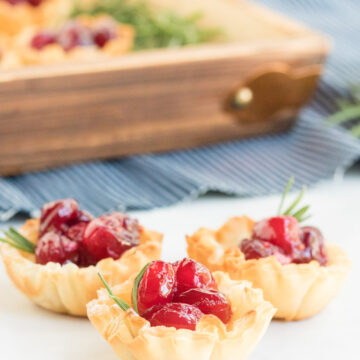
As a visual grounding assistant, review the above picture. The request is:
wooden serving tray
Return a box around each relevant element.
[0,0,329,175]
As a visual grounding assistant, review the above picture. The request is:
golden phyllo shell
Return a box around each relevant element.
[187,216,351,321]
[0,0,70,36]
[87,271,275,360]
[1,15,134,69]
[0,218,162,316]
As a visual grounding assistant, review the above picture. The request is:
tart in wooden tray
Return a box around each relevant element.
[0,0,329,176]
[1,15,134,69]
[0,0,70,36]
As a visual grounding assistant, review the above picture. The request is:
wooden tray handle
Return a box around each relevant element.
[224,63,322,124]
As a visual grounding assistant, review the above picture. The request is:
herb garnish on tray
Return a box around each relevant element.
[72,0,222,51]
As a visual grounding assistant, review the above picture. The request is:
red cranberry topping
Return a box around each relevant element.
[240,238,292,265]
[253,216,300,255]
[83,213,139,262]
[3,0,25,5]
[3,0,44,6]
[30,19,118,52]
[66,222,88,243]
[293,226,328,266]
[175,288,232,324]
[57,21,93,52]
[27,0,43,6]
[134,258,232,330]
[39,199,81,237]
[92,25,116,48]
[145,303,204,331]
[241,216,327,266]
[36,200,140,267]
[31,32,57,51]
[174,258,217,296]
[136,261,176,316]
[35,231,80,265]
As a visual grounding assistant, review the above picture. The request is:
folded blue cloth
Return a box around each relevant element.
[0,0,359,220]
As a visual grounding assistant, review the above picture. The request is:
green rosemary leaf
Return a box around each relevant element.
[350,122,360,137]
[298,214,312,223]
[283,186,306,216]
[98,273,131,312]
[0,237,35,253]
[6,227,35,253]
[71,0,223,51]
[277,177,294,215]
[327,104,360,125]
[132,262,150,314]
[292,205,310,222]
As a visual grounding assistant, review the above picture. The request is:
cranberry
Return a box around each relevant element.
[252,216,300,254]
[35,231,79,265]
[31,32,57,51]
[66,222,88,243]
[27,0,43,6]
[4,0,25,5]
[57,21,93,52]
[174,258,217,296]
[145,303,204,330]
[175,288,232,324]
[83,213,139,262]
[136,261,176,315]
[77,210,92,223]
[4,0,45,6]
[39,199,80,237]
[293,226,328,266]
[240,238,292,265]
[92,26,116,48]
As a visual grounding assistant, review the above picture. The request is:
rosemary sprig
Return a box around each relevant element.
[277,176,294,215]
[98,273,131,311]
[0,227,35,253]
[327,84,360,138]
[72,0,223,51]
[132,262,150,314]
[277,177,311,223]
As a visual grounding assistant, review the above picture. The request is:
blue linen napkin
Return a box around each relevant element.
[0,0,359,220]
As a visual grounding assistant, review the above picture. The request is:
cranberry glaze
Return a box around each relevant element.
[31,19,118,52]
[35,199,140,266]
[3,0,44,7]
[136,258,232,330]
[240,216,328,266]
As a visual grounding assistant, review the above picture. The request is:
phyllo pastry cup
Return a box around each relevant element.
[0,218,162,316]
[1,15,134,69]
[0,0,70,36]
[87,271,275,360]
[187,216,351,321]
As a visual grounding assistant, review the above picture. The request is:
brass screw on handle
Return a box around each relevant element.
[232,87,253,109]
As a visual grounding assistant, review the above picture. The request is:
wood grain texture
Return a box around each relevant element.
[0,0,329,175]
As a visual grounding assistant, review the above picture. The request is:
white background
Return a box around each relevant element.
[0,171,359,359]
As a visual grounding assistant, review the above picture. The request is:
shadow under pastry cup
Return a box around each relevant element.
[186,216,351,321]
[0,218,162,316]
[2,15,134,69]
[87,271,275,360]
[0,0,71,36]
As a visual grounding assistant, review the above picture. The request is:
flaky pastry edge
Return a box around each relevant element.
[0,15,134,69]
[186,216,351,321]
[87,271,275,360]
[0,0,71,36]
[0,218,162,316]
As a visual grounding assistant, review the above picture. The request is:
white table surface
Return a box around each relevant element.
[0,171,359,360]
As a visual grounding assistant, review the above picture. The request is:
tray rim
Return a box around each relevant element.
[0,0,331,82]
